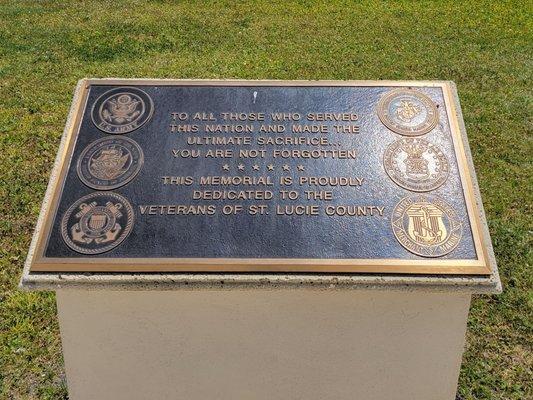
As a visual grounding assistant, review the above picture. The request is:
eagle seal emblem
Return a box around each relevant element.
[377,89,438,136]
[61,192,134,254]
[91,87,153,134]
[391,194,462,257]
[383,138,449,192]
[77,137,144,190]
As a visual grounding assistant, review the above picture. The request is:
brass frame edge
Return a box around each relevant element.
[20,79,90,288]
[24,79,494,277]
[84,78,450,87]
[442,82,492,275]
[443,81,500,287]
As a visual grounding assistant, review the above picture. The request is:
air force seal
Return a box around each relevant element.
[77,137,144,190]
[377,89,438,136]
[391,195,462,257]
[61,192,134,254]
[91,87,153,134]
[383,138,449,192]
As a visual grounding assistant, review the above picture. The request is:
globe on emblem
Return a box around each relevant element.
[377,89,439,136]
[91,87,154,134]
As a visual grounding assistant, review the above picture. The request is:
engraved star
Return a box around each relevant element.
[222,164,230,171]
[297,165,305,171]
[282,164,290,171]
[267,164,275,171]
[252,164,260,171]
[238,164,245,171]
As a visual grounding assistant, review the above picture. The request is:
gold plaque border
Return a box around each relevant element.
[28,80,492,275]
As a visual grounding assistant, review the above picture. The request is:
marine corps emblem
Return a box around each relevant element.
[77,137,144,190]
[383,138,449,192]
[61,192,134,254]
[391,195,462,257]
[377,89,438,136]
[91,87,153,134]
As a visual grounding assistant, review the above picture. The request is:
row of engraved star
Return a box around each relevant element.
[222,164,305,172]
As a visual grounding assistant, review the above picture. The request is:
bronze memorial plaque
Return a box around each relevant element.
[27,80,492,275]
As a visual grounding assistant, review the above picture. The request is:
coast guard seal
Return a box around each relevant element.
[91,87,153,134]
[77,137,144,190]
[391,194,462,257]
[383,138,449,192]
[61,192,134,254]
[377,89,438,136]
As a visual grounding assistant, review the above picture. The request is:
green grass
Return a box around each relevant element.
[0,1,531,399]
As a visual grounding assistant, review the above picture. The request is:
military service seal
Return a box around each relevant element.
[391,194,462,257]
[383,138,449,192]
[91,87,153,134]
[377,89,438,136]
[61,192,134,255]
[77,137,144,190]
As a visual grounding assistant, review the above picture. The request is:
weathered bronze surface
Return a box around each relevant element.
[77,136,144,190]
[60,192,134,255]
[377,89,438,136]
[27,80,492,275]
[383,138,449,192]
[91,87,153,134]
[391,194,462,257]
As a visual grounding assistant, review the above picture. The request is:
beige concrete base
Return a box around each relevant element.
[57,289,471,400]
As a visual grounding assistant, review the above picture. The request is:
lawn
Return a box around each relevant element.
[0,1,531,399]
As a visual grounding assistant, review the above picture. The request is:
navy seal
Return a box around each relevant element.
[77,136,144,190]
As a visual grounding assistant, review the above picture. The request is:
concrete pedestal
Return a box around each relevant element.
[57,289,471,400]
